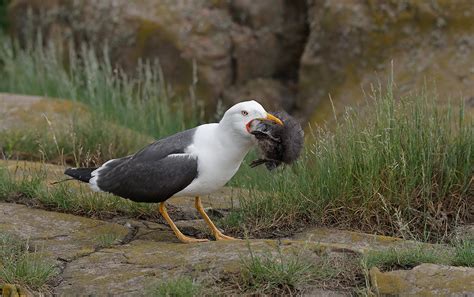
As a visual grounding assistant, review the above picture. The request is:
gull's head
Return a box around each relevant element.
[219,100,283,138]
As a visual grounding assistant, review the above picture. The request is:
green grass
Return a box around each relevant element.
[363,245,450,271]
[363,239,474,271]
[146,277,202,297]
[238,243,336,295]
[452,239,474,267]
[95,233,122,248]
[0,32,198,166]
[226,83,473,242]
[0,113,152,167]
[0,233,58,292]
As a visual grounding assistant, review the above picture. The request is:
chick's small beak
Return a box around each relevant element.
[265,113,284,126]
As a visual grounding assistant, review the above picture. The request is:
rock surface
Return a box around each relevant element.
[0,93,88,132]
[291,227,435,253]
[300,0,474,123]
[370,264,474,296]
[0,203,129,262]
[0,200,471,295]
[8,0,307,114]
[0,202,351,296]
[7,0,474,123]
[222,78,295,111]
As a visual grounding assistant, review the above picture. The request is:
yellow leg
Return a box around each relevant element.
[195,196,238,241]
[158,202,208,244]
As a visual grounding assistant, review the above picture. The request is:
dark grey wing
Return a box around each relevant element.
[94,128,198,202]
[96,154,197,203]
[132,128,197,161]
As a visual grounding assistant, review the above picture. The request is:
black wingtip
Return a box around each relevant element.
[64,167,97,183]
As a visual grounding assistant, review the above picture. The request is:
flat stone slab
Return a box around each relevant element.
[291,227,433,253]
[57,240,258,296]
[370,264,474,296]
[0,203,130,262]
[56,238,344,296]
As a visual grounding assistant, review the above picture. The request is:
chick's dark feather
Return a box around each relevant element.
[249,111,304,170]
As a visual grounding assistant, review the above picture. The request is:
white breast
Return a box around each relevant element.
[173,123,252,197]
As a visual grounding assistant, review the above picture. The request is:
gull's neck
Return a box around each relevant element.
[215,121,254,163]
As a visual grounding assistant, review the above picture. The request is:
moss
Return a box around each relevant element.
[138,26,192,94]
[370,264,474,295]
[133,18,215,109]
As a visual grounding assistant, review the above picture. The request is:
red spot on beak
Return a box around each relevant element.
[246,120,253,133]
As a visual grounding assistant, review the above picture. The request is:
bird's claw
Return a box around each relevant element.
[214,232,239,241]
[179,236,209,244]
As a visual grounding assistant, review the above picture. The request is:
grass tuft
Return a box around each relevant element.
[452,239,474,267]
[0,233,58,292]
[95,233,122,248]
[362,245,450,271]
[146,277,202,297]
[238,243,336,295]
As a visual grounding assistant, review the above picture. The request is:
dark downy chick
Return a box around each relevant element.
[248,111,304,170]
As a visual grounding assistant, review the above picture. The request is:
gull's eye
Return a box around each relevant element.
[241,110,249,116]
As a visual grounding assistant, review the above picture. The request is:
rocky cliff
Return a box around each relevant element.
[7,0,474,123]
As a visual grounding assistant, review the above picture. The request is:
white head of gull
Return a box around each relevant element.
[64,100,283,243]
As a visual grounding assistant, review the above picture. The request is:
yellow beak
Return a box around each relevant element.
[265,113,284,126]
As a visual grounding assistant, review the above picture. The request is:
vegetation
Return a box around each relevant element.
[237,243,337,295]
[0,32,198,166]
[0,115,151,167]
[146,277,202,297]
[363,241,474,271]
[95,233,122,248]
[0,32,472,244]
[0,233,58,292]
[227,84,473,242]
[363,245,449,271]
[452,239,474,267]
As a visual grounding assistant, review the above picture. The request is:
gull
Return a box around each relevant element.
[64,100,283,243]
